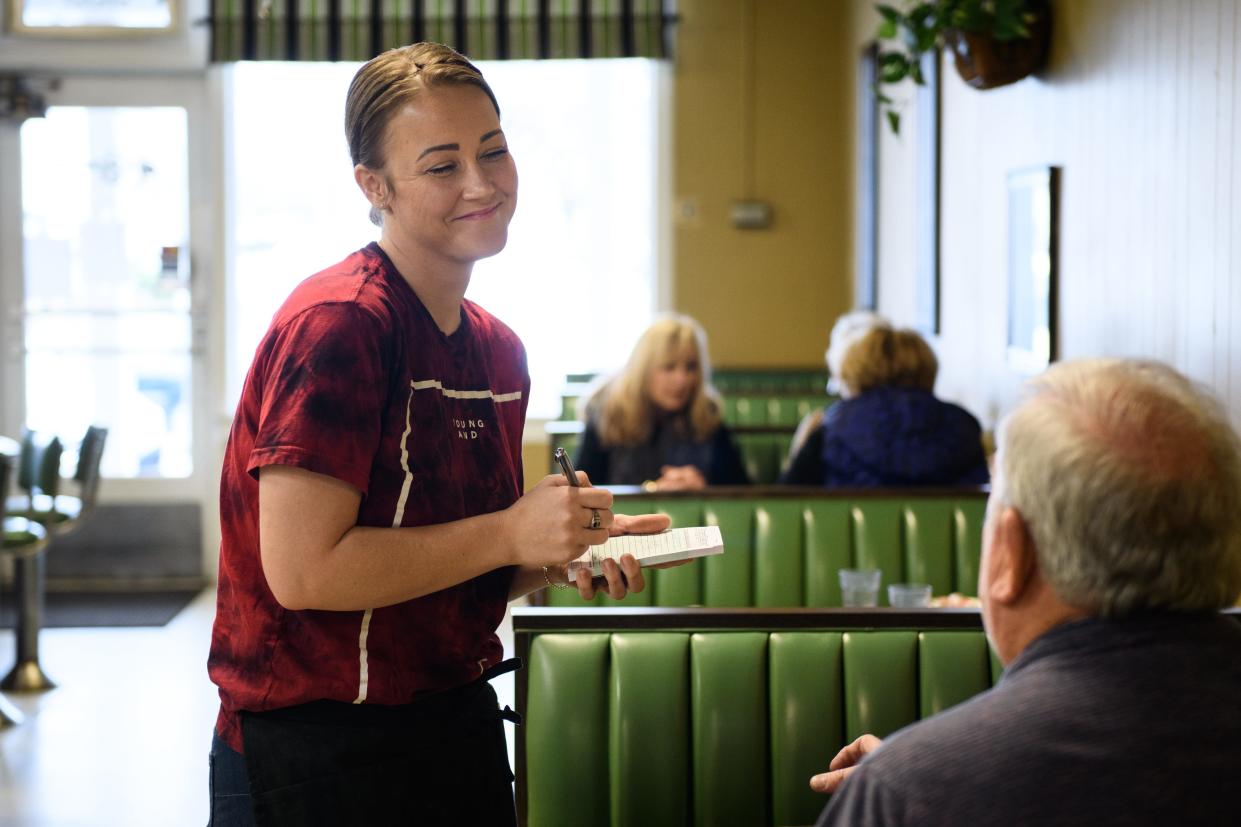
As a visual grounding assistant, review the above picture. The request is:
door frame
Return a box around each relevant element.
[0,74,220,511]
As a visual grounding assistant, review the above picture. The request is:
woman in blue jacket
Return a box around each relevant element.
[781,324,989,487]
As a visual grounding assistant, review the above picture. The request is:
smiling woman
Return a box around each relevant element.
[206,42,669,827]
[352,86,518,323]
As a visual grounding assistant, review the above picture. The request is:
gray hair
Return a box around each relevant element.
[825,310,886,397]
[995,358,1241,618]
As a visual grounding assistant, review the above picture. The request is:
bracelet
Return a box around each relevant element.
[542,566,572,590]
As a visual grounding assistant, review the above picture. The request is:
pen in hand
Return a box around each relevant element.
[554,447,580,487]
[554,446,616,582]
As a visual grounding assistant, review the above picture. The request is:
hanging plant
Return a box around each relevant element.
[874,0,1051,134]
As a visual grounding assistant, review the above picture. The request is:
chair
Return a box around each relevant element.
[6,426,107,526]
[1,426,106,692]
[0,450,48,720]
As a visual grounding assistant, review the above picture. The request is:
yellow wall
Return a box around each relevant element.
[672,0,855,368]
[854,0,1241,430]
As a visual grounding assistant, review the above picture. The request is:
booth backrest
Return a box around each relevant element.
[712,368,830,395]
[733,430,795,484]
[544,488,989,608]
[517,609,997,827]
[722,395,833,428]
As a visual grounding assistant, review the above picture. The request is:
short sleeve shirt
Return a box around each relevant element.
[208,243,529,752]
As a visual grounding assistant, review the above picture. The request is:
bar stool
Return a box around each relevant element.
[2,426,108,693]
[0,449,48,725]
[2,431,62,692]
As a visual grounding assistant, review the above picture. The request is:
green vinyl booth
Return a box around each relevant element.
[515,608,999,827]
[540,487,989,609]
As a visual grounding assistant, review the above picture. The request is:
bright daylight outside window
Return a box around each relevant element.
[21,106,192,479]
[227,59,663,420]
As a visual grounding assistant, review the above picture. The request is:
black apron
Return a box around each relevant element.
[240,658,522,826]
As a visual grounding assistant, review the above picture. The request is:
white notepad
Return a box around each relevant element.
[565,526,724,580]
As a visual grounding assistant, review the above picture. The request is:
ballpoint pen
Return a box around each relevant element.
[553,447,580,487]
[555,446,602,532]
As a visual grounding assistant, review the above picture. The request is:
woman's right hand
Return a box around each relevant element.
[504,473,614,568]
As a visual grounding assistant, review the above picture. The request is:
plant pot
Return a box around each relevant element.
[944,4,1052,90]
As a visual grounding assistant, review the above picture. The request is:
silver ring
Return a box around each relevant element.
[589,509,602,530]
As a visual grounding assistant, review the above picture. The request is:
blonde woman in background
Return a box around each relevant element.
[782,323,989,487]
[575,315,750,490]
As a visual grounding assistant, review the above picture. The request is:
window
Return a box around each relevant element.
[10,0,175,30]
[226,59,663,419]
[20,106,193,478]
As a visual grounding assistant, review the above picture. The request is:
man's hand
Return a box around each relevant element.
[809,734,883,794]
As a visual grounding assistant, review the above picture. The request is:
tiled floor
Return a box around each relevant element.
[0,589,518,826]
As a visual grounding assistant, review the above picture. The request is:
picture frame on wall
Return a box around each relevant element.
[1006,166,1060,374]
[6,0,176,35]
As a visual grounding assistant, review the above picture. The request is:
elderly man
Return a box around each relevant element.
[812,358,1241,825]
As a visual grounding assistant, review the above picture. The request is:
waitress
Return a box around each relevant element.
[206,42,666,825]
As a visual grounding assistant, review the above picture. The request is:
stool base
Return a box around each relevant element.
[1,659,57,692]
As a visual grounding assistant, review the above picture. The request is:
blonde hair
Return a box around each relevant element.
[825,310,886,394]
[997,358,1241,617]
[587,316,723,446]
[345,42,500,226]
[838,324,938,397]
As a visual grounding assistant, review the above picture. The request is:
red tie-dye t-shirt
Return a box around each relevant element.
[209,243,529,752]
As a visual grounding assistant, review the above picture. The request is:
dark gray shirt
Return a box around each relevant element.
[817,613,1241,826]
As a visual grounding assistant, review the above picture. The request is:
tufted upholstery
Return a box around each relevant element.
[516,609,1000,827]
[543,488,989,608]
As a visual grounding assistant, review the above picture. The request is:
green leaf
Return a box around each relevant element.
[879,51,911,84]
[990,0,1034,40]
[952,4,986,32]
[876,4,903,25]
[887,110,902,135]
[909,59,925,85]
[908,5,935,30]
[877,19,897,39]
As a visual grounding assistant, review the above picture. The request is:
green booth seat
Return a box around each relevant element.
[516,607,998,827]
[735,432,784,484]
[727,396,770,427]
[713,368,830,395]
[540,487,989,609]
[765,396,834,428]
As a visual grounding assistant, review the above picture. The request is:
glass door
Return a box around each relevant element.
[0,75,212,499]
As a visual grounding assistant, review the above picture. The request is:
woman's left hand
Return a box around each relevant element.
[569,512,672,600]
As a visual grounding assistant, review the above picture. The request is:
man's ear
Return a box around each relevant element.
[985,507,1039,606]
[354,164,388,211]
